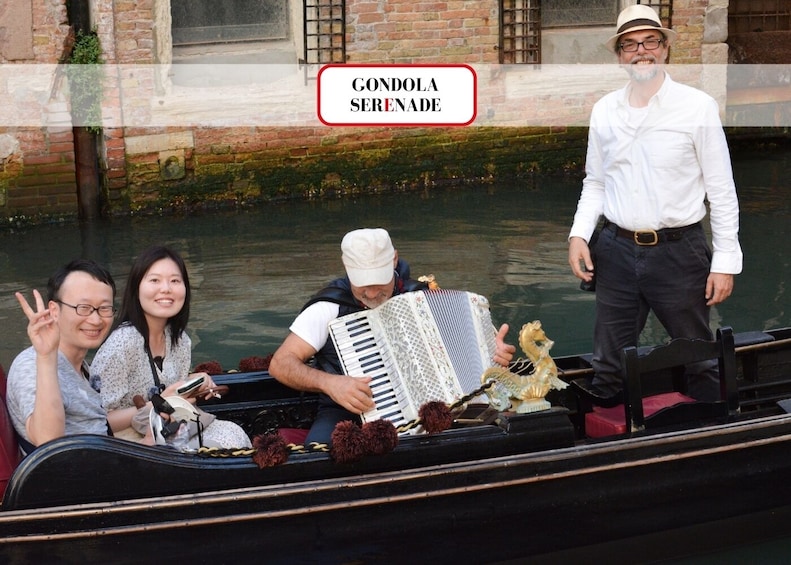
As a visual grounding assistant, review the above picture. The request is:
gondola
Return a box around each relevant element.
[0,326,790,564]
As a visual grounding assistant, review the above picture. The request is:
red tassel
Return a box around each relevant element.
[330,420,366,463]
[193,360,223,375]
[361,419,399,456]
[251,433,290,468]
[418,401,453,434]
[239,354,273,372]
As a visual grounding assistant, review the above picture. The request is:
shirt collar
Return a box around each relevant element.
[618,71,673,109]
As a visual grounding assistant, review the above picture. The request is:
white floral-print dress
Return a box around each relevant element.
[91,323,251,448]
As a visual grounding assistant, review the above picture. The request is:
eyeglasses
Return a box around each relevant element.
[56,300,116,318]
[619,38,664,53]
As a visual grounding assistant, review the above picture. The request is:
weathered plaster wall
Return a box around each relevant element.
[0,0,35,61]
[0,0,70,63]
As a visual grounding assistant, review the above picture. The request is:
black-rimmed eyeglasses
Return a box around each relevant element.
[56,300,116,318]
[619,38,664,53]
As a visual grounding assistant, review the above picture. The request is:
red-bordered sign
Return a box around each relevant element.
[317,64,477,127]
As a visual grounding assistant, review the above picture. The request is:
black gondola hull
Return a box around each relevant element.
[1,327,791,563]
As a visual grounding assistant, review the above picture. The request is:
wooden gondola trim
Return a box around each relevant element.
[735,336,791,354]
[3,415,791,543]
[5,427,791,543]
[556,336,791,381]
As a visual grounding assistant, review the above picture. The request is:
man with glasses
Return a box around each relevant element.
[7,259,117,454]
[567,5,742,402]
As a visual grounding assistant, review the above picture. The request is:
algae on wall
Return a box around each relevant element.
[117,127,589,216]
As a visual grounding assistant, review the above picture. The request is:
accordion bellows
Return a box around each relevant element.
[329,289,497,432]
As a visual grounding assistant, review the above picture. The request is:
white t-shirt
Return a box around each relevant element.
[289,301,341,352]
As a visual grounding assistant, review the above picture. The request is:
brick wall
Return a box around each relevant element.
[4,0,767,225]
[100,0,155,65]
[114,125,587,214]
[346,0,500,64]
[4,128,78,216]
[0,0,77,224]
[31,0,72,63]
[111,0,580,216]
[670,0,707,64]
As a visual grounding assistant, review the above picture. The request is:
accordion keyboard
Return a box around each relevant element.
[329,315,412,427]
[329,289,497,433]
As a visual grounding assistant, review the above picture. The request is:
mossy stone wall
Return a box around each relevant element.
[115,126,589,216]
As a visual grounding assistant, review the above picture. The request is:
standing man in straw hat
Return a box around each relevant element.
[270,228,515,445]
[567,4,742,402]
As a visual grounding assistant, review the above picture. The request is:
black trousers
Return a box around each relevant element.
[304,395,360,446]
[590,222,720,401]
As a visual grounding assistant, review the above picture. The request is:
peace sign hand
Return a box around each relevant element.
[15,290,60,356]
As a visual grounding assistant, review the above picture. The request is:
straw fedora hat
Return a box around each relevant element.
[605,4,677,53]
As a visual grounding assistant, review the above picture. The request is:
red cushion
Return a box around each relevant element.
[277,428,310,445]
[0,364,21,498]
[585,391,695,438]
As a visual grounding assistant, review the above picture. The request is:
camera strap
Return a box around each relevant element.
[144,343,165,394]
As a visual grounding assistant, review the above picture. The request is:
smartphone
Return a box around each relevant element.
[177,375,205,396]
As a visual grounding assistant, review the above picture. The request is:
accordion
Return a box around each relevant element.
[328,289,497,433]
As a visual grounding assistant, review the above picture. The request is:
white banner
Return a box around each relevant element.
[0,64,788,128]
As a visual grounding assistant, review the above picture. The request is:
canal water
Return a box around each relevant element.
[0,144,788,372]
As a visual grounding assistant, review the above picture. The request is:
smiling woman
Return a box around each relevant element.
[89,246,252,449]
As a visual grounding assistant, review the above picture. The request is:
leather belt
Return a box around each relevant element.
[606,220,699,246]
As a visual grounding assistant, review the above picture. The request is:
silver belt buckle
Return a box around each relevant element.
[634,230,658,246]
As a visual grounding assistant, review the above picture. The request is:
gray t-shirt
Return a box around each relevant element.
[6,346,108,448]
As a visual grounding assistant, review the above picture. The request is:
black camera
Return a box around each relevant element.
[579,227,600,292]
[151,393,175,415]
[579,264,596,292]
[160,418,186,439]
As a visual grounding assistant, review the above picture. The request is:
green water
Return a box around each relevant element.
[0,146,788,372]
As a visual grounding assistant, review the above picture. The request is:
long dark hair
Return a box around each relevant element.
[117,246,191,349]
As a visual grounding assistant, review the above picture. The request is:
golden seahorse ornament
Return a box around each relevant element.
[481,320,568,414]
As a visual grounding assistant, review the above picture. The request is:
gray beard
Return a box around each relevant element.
[625,61,660,82]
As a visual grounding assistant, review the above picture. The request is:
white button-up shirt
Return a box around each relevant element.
[569,73,743,274]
